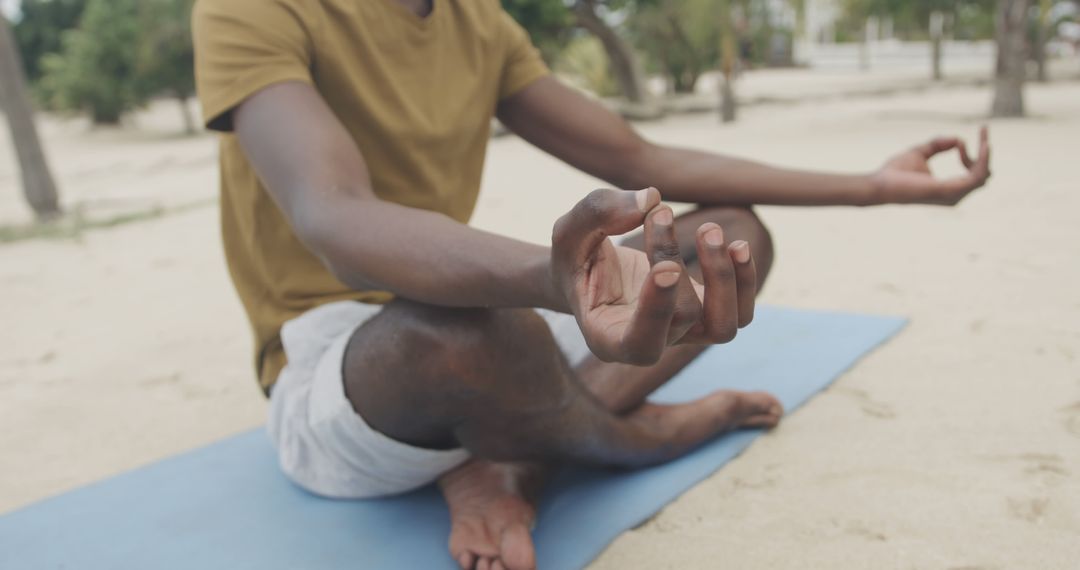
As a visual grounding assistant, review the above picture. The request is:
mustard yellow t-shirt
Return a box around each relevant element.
[192,0,549,392]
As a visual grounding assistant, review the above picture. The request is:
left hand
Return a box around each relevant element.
[870,126,991,206]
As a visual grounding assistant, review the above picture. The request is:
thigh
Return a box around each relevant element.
[342,300,577,451]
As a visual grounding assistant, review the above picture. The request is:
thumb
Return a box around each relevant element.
[552,188,660,266]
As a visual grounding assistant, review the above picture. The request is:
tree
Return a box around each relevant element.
[38,0,143,124]
[572,0,651,103]
[0,15,62,221]
[137,0,197,134]
[503,0,574,64]
[12,0,87,81]
[717,0,737,121]
[629,0,720,93]
[990,0,1030,117]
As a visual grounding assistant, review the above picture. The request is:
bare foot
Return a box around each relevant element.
[439,460,544,570]
[629,389,783,464]
[437,390,781,569]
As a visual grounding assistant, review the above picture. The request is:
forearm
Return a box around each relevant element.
[302,195,565,312]
[633,144,877,207]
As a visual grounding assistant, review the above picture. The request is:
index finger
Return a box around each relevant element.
[914,136,961,159]
[552,187,661,267]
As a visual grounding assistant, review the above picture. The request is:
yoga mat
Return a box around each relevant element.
[0,306,905,570]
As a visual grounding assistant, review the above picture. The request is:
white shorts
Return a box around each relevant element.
[266,300,592,499]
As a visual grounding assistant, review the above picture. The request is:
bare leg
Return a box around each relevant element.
[441,207,778,569]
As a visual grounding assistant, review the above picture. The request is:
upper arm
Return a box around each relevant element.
[193,0,372,243]
[493,8,649,188]
[496,76,651,190]
[232,82,374,239]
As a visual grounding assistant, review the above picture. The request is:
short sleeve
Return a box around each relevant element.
[192,0,315,132]
[497,11,550,101]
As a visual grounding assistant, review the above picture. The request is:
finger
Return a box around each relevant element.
[458,552,476,570]
[644,205,688,269]
[644,204,700,338]
[619,260,681,365]
[552,187,660,266]
[477,557,491,570]
[914,136,960,159]
[728,240,757,328]
[693,223,740,343]
[956,140,975,170]
[491,560,506,570]
[975,125,991,178]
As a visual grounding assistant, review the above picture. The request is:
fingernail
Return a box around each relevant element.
[704,228,724,247]
[653,207,673,225]
[731,241,751,263]
[635,188,653,212]
[770,405,782,416]
[654,271,680,288]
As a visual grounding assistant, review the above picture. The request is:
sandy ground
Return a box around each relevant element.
[2,66,1079,568]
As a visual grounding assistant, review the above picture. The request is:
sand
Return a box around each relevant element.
[2,67,1078,568]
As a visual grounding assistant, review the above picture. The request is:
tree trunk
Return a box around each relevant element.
[991,0,1030,117]
[718,0,737,122]
[0,16,61,221]
[1034,0,1050,82]
[177,92,196,135]
[858,19,871,71]
[930,11,945,81]
[573,0,649,103]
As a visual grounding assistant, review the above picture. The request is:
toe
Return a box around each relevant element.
[500,523,537,570]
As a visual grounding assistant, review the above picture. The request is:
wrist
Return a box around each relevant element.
[539,251,571,313]
[857,171,885,206]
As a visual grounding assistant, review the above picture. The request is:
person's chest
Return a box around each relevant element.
[308,0,504,148]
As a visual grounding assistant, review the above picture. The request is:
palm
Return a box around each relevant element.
[573,242,656,343]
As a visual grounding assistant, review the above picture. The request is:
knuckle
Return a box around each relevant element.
[712,264,736,282]
[579,189,612,220]
[551,214,574,249]
[652,241,683,262]
[713,325,737,344]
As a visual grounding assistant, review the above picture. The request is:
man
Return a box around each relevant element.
[192,1,990,568]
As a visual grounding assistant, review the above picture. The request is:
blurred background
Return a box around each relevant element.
[2,1,1079,567]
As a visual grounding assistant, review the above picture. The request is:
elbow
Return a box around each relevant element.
[288,193,384,292]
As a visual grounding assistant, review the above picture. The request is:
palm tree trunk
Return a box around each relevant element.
[930,11,945,81]
[0,16,61,221]
[573,0,649,104]
[990,0,1030,117]
[1034,0,1050,82]
[718,0,737,122]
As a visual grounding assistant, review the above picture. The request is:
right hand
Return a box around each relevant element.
[550,188,757,366]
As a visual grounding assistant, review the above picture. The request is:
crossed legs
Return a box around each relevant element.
[342,206,777,569]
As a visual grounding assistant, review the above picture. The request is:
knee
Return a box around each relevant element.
[730,207,773,278]
[384,301,556,388]
[694,206,774,283]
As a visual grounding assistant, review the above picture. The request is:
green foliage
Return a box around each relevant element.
[137,0,196,100]
[38,0,143,123]
[36,0,195,125]
[502,0,575,63]
[555,35,622,96]
[628,0,720,92]
[838,0,997,41]
[12,0,87,80]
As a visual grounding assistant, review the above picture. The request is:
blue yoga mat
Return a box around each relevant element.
[1,306,904,570]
